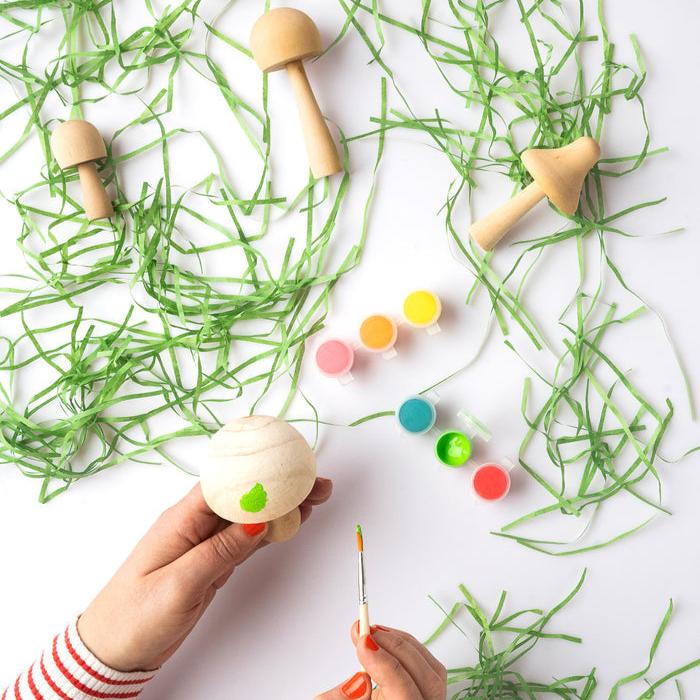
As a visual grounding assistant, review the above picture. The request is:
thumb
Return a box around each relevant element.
[173,521,268,592]
[314,672,371,700]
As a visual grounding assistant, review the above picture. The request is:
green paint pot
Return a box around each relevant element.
[435,430,472,467]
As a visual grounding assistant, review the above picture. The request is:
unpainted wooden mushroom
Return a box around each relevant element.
[470,136,600,251]
[50,120,114,221]
[201,415,317,543]
[250,8,342,179]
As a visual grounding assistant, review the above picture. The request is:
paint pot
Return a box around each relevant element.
[434,411,491,468]
[403,290,442,334]
[359,314,398,359]
[471,462,511,501]
[315,339,354,383]
[397,395,437,435]
[435,430,472,467]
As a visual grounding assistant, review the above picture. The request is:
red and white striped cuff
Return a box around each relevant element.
[2,621,155,699]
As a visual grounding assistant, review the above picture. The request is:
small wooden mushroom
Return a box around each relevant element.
[250,8,342,179]
[470,137,600,251]
[50,120,114,221]
[201,415,317,543]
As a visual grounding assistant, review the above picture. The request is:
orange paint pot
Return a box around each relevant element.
[359,314,398,356]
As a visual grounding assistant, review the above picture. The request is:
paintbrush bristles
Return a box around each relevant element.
[356,523,363,552]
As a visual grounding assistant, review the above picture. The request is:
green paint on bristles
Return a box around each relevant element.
[0,2,386,501]
[331,0,696,554]
[427,571,700,698]
[356,523,362,535]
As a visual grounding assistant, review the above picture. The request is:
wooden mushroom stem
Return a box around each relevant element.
[470,182,545,251]
[265,507,302,543]
[286,61,342,179]
[77,161,114,221]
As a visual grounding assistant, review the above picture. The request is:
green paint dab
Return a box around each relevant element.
[240,483,267,513]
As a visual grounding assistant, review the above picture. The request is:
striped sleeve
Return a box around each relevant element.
[2,621,155,699]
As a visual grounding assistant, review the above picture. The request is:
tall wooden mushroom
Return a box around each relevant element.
[201,415,317,543]
[250,8,342,179]
[50,120,114,221]
[470,136,600,251]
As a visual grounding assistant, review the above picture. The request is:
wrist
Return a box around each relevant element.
[78,606,153,673]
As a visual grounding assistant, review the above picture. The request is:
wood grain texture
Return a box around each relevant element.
[471,137,600,250]
[77,162,114,220]
[250,8,341,178]
[201,416,316,524]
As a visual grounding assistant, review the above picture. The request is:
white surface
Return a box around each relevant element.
[1,1,700,698]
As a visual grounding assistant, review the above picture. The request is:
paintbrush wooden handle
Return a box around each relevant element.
[359,602,370,637]
[359,602,370,673]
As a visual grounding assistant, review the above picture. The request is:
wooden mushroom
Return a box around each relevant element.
[250,8,342,179]
[201,415,316,543]
[50,120,114,221]
[470,137,600,251]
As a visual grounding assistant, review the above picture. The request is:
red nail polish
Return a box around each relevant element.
[372,624,391,632]
[353,620,360,635]
[341,672,368,699]
[242,522,265,536]
[363,634,379,651]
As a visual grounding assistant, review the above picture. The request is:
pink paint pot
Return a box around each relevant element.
[315,339,354,382]
[471,463,511,502]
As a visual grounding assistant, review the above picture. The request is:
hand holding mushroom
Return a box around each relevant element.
[201,415,318,542]
[250,8,342,179]
[50,119,114,221]
[470,136,600,251]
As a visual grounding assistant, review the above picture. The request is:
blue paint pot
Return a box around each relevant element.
[397,396,437,435]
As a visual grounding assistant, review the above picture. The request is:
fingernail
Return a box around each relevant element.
[371,624,391,633]
[363,634,379,651]
[242,522,266,536]
[353,620,360,635]
[341,672,368,699]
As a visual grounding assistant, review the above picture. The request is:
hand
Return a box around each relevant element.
[78,477,333,672]
[317,622,447,700]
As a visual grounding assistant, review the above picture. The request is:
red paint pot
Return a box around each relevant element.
[471,463,511,502]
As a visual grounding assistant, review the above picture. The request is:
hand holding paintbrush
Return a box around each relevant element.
[314,526,447,699]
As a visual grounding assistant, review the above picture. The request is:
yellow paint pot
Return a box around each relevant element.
[403,290,441,333]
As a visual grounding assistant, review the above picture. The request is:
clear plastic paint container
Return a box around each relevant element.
[403,290,442,335]
[434,410,491,468]
[434,430,472,466]
[359,314,398,359]
[315,339,354,383]
[397,395,437,435]
[471,459,513,501]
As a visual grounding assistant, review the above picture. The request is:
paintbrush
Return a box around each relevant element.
[356,524,370,640]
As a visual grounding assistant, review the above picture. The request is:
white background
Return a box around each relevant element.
[1,1,699,698]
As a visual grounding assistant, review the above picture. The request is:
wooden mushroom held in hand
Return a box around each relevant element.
[201,415,317,543]
[250,8,342,179]
[470,136,600,251]
[50,120,114,221]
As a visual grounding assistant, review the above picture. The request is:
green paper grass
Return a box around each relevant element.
[336,0,692,553]
[427,571,700,698]
[0,2,384,500]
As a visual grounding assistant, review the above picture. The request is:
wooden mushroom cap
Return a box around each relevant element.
[521,136,600,215]
[250,8,323,72]
[50,120,107,169]
[201,415,316,524]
